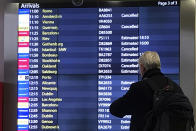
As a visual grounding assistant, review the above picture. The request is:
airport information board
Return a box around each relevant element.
[17,1,179,130]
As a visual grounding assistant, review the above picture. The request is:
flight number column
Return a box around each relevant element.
[98,8,113,131]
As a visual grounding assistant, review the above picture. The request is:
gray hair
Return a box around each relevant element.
[138,51,161,71]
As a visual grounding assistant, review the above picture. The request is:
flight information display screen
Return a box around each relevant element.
[17,1,179,130]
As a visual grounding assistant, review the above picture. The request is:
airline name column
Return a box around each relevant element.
[17,9,30,131]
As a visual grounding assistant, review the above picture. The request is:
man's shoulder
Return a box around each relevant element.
[131,80,149,89]
[132,80,144,86]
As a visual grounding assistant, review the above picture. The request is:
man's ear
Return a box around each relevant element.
[140,64,144,71]
[142,65,146,72]
[140,64,146,76]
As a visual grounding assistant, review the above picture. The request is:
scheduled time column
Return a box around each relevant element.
[28,7,40,130]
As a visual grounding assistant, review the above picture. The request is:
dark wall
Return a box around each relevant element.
[0,0,4,82]
[3,3,18,131]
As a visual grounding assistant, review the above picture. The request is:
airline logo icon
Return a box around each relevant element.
[18,102,29,108]
[18,47,29,53]
[18,75,29,81]
[18,36,29,42]
[18,97,29,102]
[18,69,29,75]
[18,9,30,14]
[18,58,29,63]
[17,125,28,130]
[18,53,29,59]
[18,64,29,70]
[18,42,29,47]
[18,26,29,31]
[17,119,29,125]
[18,87,28,93]
[18,89,29,97]
[18,81,29,88]
[18,31,29,36]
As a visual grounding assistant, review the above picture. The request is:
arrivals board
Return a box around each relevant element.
[17,1,179,130]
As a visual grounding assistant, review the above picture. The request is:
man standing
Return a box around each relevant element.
[109,51,184,131]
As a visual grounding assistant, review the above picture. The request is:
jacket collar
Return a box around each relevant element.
[142,68,163,80]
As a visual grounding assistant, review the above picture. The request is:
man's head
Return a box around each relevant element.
[138,51,161,77]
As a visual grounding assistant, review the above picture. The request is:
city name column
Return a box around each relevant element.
[39,8,64,130]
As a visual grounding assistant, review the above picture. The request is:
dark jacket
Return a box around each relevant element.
[109,68,183,131]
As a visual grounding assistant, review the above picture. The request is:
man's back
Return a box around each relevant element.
[110,68,183,131]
